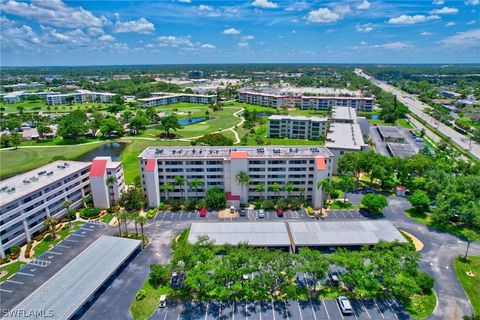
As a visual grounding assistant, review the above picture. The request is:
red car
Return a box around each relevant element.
[199,208,207,217]
[276,208,284,217]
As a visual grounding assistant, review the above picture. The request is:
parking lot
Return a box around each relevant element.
[150,299,410,320]
[0,222,111,311]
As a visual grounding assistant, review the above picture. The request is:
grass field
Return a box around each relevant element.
[239,103,329,117]
[454,256,480,315]
[405,291,437,319]
[0,261,26,283]
[130,279,170,320]
[396,118,415,129]
[33,221,84,257]
[0,101,110,113]
[0,141,112,178]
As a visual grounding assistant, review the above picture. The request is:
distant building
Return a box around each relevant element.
[441,90,461,99]
[21,128,39,141]
[112,74,131,80]
[138,92,217,107]
[0,82,45,91]
[456,99,477,109]
[46,90,115,105]
[1,91,60,104]
[187,70,204,79]
[267,115,328,140]
[377,126,405,143]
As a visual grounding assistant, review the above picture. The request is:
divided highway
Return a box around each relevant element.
[355,69,480,161]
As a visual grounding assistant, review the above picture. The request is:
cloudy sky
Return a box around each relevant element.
[1,0,479,66]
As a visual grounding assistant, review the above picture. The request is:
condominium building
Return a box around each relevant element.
[267,115,328,140]
[90,157,125,209]
[0,161,91,258]
[138,92,217,107]
[238,90,374,112]
[1,91,61,104]
[139,146,334,209]
[46,90,115,105]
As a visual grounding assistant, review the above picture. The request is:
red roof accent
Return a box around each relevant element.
[146,159,156,172]
[230,151,248,159]
[315,157,327,170]
[225,192,241,201]
[89,159,107,177]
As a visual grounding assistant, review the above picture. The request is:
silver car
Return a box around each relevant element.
[258,209,265,218]
[337,296,353,315]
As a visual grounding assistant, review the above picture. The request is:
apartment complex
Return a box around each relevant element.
[90,157,125,209]
[1,91,61,104]
[238,90,374,112]
[46,90,115,105]
[138,92,217,107]
[139,146,334,209]
[267,115,328,140]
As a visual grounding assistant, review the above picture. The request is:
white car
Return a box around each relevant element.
[337,296,353,315]
[258,209,265,218]
[158,295,167,308]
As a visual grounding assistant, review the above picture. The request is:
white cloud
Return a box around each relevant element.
[114,17,155,34]
[333,4,351,16]
[0,0,104,29]
[285,1,309,12]
[99,34,115,42]
[420,31,434,36]
[87,27,104,36]
[465,0,480,5]
[440,28,480,47]
[433,0,445,4]
[360,41,368,45]
[306,8,341,23]
[357,0,371,10]
[241,35,255,41]
[467,20,477,25]
[238,42,250,48]
[197,5,221,17]
[251,0,278,9]
[200,43,216,49]
[430,7,459,14]
[356,23,373,33]
[178,0,191,2]
[156,35,193,47]
[388,14,440,24]
[198,5,213,11]
[445,22,456,27]
[222,28,241,35]
[380,41,414,50]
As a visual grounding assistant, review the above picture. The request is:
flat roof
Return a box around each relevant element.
[189,222,291,247]
[6,236,141,320]
[0,161,91,206]
[268,115,328,122]
[240,86,363,97]
[331,106,357,121]
[139,146,334,160]
[289,221,407,247]
[138,92,216,101]
[386,143,418,158]
[325,123,366,150]
[377,126,404,138]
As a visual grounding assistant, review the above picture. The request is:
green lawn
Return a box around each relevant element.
[0,101,110,114]
[396,118,415,129]
[405,291,437,319]
[0,141,112,178]
[239,103,329,117]
[0,261,26,282]
[130,279,171,320]
[33,221,84,257]
[454,256,480,315]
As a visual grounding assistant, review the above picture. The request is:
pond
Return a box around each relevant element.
[371,114,379,120]
[255,112,273,117]
[75,142,127,162]
[179,117,206,125]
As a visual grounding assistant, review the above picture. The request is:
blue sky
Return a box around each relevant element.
[1,0,479,66]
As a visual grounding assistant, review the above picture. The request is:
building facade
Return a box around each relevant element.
[138,146,334,210]
[238,91,374,112]
[267,115,328,140]
[90,157,125,209]
[138,92,217,107]
[46,90,115,105]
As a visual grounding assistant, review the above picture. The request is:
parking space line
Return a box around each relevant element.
[373,299,385,319]
[162,212,166,220]
[163,309,168,320]
[56,244,70,249]
[348,211,354,218]
[322,300,331,320]
[340,211,346,218]
[309,301,317,320]
[0,288,13,293]
[16,272,34,277]
[385,300,399,320]
[333,299,345,319]
[5,280,23,285]
[295,301,303,320]
[48,251,62,255]
[70,233,86,237]
[79,227,92,231]
[271,300,276,320]
[360,300,372,319]
[63,238,79,243]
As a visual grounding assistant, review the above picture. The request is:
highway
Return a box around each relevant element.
[355,69,480,161]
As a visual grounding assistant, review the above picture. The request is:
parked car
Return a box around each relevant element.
[276,207,284,217]
[258,209,265,218]
[240,209,247,217]
[158,295,167,308]
[230,206,235,214]
[199,208,207,217]
[171,271,185,288]
[330,274,340,286]
[337,296,353,315]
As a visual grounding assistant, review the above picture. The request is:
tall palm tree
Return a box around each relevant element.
[132,212,139,236]
[137,215,147,245]
[62,200,72,228]
[339,175,356,203]
[119,212,129,236]
[115,211,122,236]
[284,182,295,199]
[188,179,204,200]
[174,175,186,200]
[44,217,58,240]
[298,187,305,199]
[106,176,117,204]
[161,182,174,200]
[236,171,251,203]
[255,183,266,199]
[317,178,334,205]
[269,183,281,199]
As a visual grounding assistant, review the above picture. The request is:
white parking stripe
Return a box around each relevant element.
[385,300,399,320]
[16,272,34,277]
[5,280,23,285]
[334,300,344,319]
[70,233,86,237]
[373,299,385,319]
[322,300,331,320]
[271,300,276,320]
[258,301,263,320]
[309,301,317,320]
[360,300,372,319]
[56,244,70,249]
[79,227,92,231]
[48,251,62,255]
[296,301,303,320]
[0,288,13,293]
[64,238,79,243]
[179,212,183,220]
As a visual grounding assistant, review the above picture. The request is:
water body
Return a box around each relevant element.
[178,117,206,125]
[255,112,273,117]
[371,114,379,120]
[75,142,127,162]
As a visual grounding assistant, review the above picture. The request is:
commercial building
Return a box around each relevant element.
[139,146,334,209]
[89,157,125,209]
[0,157,124,258]
[5,236,141,320]
[377,126,406,143]
[188,70,204,79]
[46,90,115,105]
[138,92,217,107]
[267,115,328,140]
[238,90,374,112]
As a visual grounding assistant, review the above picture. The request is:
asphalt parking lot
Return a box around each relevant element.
[0,222,111,311]
[150,299,410,320]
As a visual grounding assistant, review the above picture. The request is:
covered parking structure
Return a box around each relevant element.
[289,220,407,251]
[188,222,291,250]
[5,235,141,320]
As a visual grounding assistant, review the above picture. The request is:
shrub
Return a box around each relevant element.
[416,272,434,294]
[205,188,226,209]
[135,289,147,301]
[276,198,288,209]
[146,209,157,219]
[80,208,101,218]
[34,234,44,242]
[195,199,206,210]
[261,199,275,210]
[185,199,197,211]
[25,242,33,259]
[330,190,342,199]
[107,205,120,214]
[170,199,183,211]
[9,246,21,255]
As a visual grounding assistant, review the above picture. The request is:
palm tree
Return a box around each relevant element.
[188,179,204,199]
[269,183,281,199]
[339,175,356,203]
[115,211,122,236]
[62,200,72,228]
[298,187,306,199]
[236,171,251,203]
[161,182,174,200]
[119,212,129,235]
[44,217,58,240]
[174,175,186,200]
[255,183,266,199]
[284,182,295,199]
[317,178,334,205]
[132,212,139,236]
[137,215,147,245]
[106,176,117,204]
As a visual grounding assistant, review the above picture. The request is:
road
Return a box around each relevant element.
[355,69,480,160]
